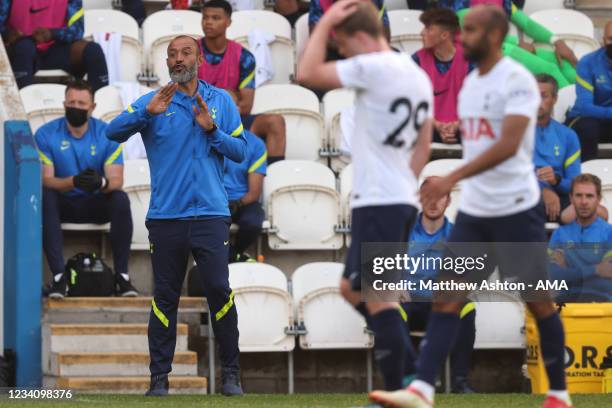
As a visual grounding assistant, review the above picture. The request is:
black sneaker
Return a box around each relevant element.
[116,273,139,297]
[145,373,169,397]
[235,253,255,263]
[451,377,475,394]
[48,273,67,299]
[221,370,243,396]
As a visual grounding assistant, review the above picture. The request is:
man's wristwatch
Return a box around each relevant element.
[205,123,218,134]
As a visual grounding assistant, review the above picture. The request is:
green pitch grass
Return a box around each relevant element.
[1,393,611,407]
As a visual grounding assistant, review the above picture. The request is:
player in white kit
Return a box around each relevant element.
[369,5,571,408]
[297,0,434,392]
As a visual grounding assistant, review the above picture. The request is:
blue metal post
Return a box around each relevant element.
[4,120,42,387]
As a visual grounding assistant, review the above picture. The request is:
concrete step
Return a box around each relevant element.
[44,296,206,312]
[46,323,189,353]
[48,351,198,377]
[44,375,207,394]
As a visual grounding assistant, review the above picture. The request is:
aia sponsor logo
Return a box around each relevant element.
[461,118,495,141]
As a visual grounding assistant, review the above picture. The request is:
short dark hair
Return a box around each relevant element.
[168,34,200,52]
[335,1,382,38]
[420,8,460,34]
[482,5,509,43]
[65,79,94,101]
[571,173,602,197]
[202,0,232,17]
[535,73,559,97]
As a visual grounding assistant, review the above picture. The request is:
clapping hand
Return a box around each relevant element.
[73,168,105,193]
[146,83,178,115]
[193,94,215,132]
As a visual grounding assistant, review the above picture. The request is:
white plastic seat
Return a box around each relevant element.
[323,88,355,172]
[92,84,154,122]
[251,84,325,161]
[339,163,353,247]
[84,9,143,82]
[420,159,465,222]
[142,10,203,86]
[385,0,408,11]
[295,13,309,63]
[20,84,66,134]
[581,160,612,214]
[529,9,599,60]
[469,291,525,349]
[553,85,576,123]
[523,0,565,16]
[84,0,114,9]
[227,10,295,84]
[123,160,151,250]
[263,160,343,250]
[389,10,423,54]
[228,263,295,352]
[292,262,374,349]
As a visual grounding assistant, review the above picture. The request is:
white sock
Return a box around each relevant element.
[121,273,130,281]
[53,273,64,282]
[548,390,571,406]
[408,379,435,403]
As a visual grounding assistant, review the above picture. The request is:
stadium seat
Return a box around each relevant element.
[141,10,203,86]
[251,84,325,161]
[385,0,408,11]
[389,10,424,55]
[295,13,309,63]
[92,84,154,122]
[529,9,599,59]
[523,0,565,15]
[123,159,151,251]
[263,160,343,250]
[581,159,612,213]
[339,163,353,247]
[553,84,576,123]
[420,159,465,222]
[227,10,295,84]
[469,291,525,349]
[291,262,374,349]
[20,84,66,134]
[228,262,296,392]
[84,0,114,9]
[322,88,355,172]
[84,9,143,82]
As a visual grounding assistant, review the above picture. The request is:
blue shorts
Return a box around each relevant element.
[343,204,418,290]
[240,114,259,132]
[444,203,549,286]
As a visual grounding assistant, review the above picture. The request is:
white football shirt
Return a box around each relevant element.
[457,57,541,217]
[336,51,434,209]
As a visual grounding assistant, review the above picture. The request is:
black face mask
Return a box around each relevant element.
[65,107,89,127]
[606,44,612,60]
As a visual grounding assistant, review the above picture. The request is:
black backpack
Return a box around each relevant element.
[65,253,115,297]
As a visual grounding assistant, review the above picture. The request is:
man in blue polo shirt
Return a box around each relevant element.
[224,128,267,262]
[549,174,612,302]
[36,79,137,299]
[567,21,612,161]
[534,74,581,222]
[106,35,246,397]
[403,177,476,393]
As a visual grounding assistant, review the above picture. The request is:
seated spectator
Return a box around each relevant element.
[199,0,286,164]
[275,0,308,27]
[403,177,476,393]
[224,126,267,263]
[549,174,612,302]
[122,0,146,26]
[534,74,581,222]
[0,0,109,91]
[566,21,612,161]
[438,0,578,89]
[413,8,473,144]
[309,0,390,62]
[35,80,137,299]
